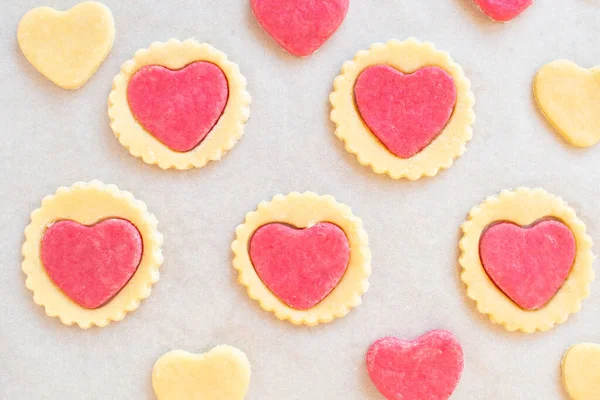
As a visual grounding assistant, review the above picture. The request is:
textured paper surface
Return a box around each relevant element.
[1,1,599,399]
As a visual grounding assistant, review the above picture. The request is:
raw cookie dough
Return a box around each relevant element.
[153,346,251,400]
[562,343,600,400]
[17,1,114,89]
[250,0,349,57]
[109,39,251,170]
[232,192,371,325]
[459,187,594,333]
[472,0,533,22]
[330,39,475,180]
[366,330,464,400]
[534,60,600,148]
[22,181,163,328]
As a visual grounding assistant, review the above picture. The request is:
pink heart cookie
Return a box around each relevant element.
[250,0,349,57]
[479,219,575,310]
[473,0,533,22]
[366,330,464,400]
[127,61,229,152]
[354,65,457,159]
[41,219,143,309]
[249,222,350,310]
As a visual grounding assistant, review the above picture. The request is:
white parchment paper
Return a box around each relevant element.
[1,1,600,399]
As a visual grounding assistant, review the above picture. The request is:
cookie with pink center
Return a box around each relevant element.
[366,330,464,400]
[232,192,371,325]
[250,0,349,57]
[460,187,594,333]
[22,181,163,328]
[473,0,533,22]
[330,39,475,180]
[109,39,251,170]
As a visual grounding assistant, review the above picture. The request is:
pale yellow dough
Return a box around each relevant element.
[153,346,251,400]
[459,187,594,333]
[562,343,600,400]
[21,181,163,328]
[108,39,251,170]
[17,1,114,89]
[534,60,600,147]
[330,39,475,180]
[232,192,371,326]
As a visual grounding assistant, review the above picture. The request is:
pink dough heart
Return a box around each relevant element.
[41,219,143,309]
[355,65,457,159]
[473,0,533,22]
[249,222,350,310]
[479,219,575,310]
[366,330,464,400]
[127,61,229,152]
[250,0,349,57]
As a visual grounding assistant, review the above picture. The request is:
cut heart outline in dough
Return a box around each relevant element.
[366,330,464,400]
[250,0,349,57]
[562,343,600,400]
[479,219,576,310]
[17,1,115,89]
[534,60,600,148]
[472,0,533,22]
[152,346,251,400]
[249,222,350,310]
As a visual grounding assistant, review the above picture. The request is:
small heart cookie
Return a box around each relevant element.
[41,218,143,309]
[152,346,251,400]
[562,343,600,400]
[249,222,350,310]
[251,0,349,57]
[479,219,576,310]
[127,61,229,152]
[534,60,600,148]
[473,0,533,22]
[17,1,115,89]
[366,330,464,400]
[355,65,457,159]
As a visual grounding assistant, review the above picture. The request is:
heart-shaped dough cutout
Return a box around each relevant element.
[17,1,115,89]
[249,222,350,310]
[366,330,464,400]
[153,346,251,400]
[355,65,457,159]
[534,60,600,148]
[563,343,600,400]
[250,0,349,57]
[40,218,143,309]
[473,0,533,22]
[127,61,229,152]
[479,219,575,310]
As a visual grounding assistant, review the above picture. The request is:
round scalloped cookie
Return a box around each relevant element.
[459,187,594,333]
[22,181,163,328]
[108,38,251,170]
[231,192,371,326]
[330,39,475,180]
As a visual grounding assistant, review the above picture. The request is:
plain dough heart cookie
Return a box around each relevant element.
[562,343,600,400]
[251,0,349,57]
[17,1,115,89]
[534,60,600,148]
[366,330,464,400]
[152,346,251,400]
[473,0,533,22]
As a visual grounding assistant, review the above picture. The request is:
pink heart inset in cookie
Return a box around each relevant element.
[366,330,464,400]
[479,219,575,310]
[473,0,533,22]
[127,61,229,152]
[251,0,349,57]
[249,222,350,310]
[41,219,143,309]
[355,65,457,159]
